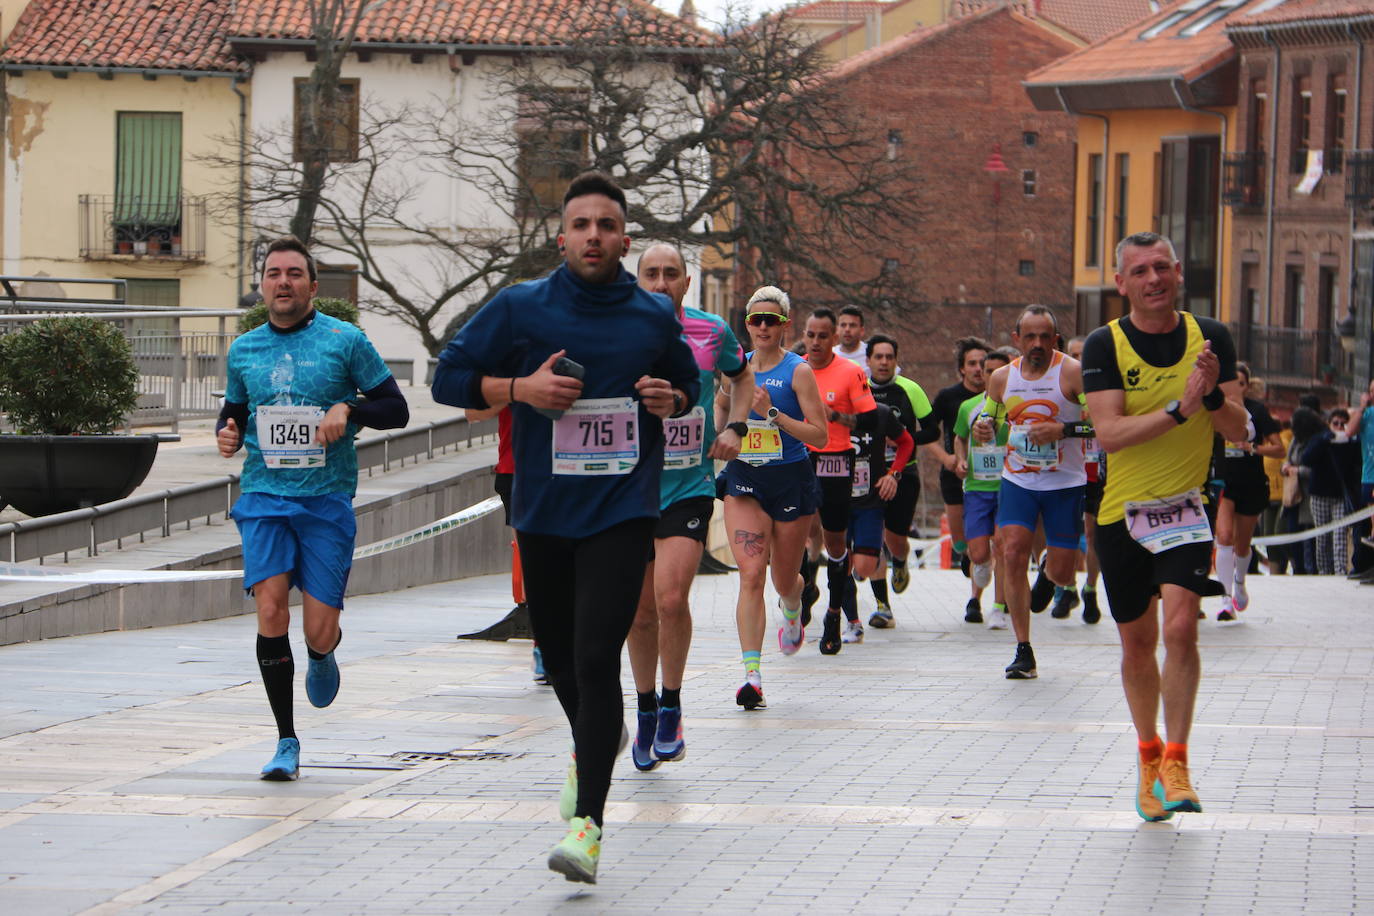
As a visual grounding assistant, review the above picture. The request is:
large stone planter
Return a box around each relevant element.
[0,434,169,517]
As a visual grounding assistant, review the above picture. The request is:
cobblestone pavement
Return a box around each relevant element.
[0,561,1370,914]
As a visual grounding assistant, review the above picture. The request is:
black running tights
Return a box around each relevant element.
[516,516,654,827]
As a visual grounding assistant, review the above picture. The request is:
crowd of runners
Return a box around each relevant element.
[216,172,1374,885]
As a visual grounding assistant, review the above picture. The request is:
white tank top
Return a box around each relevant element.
[999,352,1086,491]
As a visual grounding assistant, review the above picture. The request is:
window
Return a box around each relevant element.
[317,264,358,303]
[1159,137,1220,315]
[1086,153,1103,267]
[1018,260,1035,276]
[123,278,180,308]
[1292,75,1312,173]
[516,91,589,216]
[114,112,182,252]
[1249,79,1268,153]
[1283,265,1305,329]
[1023,131,1038,147]
[1241,262,1260,325]
[1327,75,1347,173]
[1022,169,1037,197]
[293,78,359,163]
[1114,153,1130,244]
[882,257,899,275]
[887,129,902,161]
[1318,265,1338,333]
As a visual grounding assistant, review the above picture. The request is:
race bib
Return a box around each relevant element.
[1224,441,1248,459]
[851,458,871,498]
[1008,423,1059,471]
[1124,488,1213,555]
[257,405,325,469]
[1085,437,1105,467]
[969,443,1004,481]
[552,397,639,476]
[738,419,782,466]
[815,453,851,478]
[663,407,706,470]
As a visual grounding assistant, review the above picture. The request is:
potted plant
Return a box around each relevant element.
[0,316,167,516]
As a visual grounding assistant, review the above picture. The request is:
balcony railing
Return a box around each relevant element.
[1229,322,1351,389]
[1222,151,1266,209]
[78,194,206,261]
[1346,151,1374,209]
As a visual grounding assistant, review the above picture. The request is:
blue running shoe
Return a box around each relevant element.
[632,710,659,771]
[305,651,340,708]
[261,737,300,781]
[654,706,686,761]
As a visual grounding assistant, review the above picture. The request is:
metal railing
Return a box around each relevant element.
[1230,322,1348,388]
[0,415,498,566]
[78,194,207,261]
[1345,151,1374,209]
[1222,151,1266,209]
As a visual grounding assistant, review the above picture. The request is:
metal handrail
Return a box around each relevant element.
[0,415,499,565]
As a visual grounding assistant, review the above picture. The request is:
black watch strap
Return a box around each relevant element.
[727,421,749,437]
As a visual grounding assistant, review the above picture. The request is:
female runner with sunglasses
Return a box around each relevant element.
[716,286,828,709]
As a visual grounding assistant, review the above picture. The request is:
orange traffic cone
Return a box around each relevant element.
[939,513,952,569]
[511,539,525,604]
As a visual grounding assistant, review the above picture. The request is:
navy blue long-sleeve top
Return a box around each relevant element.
[432,264,700,538]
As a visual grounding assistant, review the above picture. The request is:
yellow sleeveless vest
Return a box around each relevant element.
[1098,312,1216,525]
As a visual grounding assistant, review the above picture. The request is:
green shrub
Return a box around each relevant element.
[238,297,360,333]
[0,316,140,434]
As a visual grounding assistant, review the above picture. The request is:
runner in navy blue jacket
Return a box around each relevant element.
[431,172,698,885]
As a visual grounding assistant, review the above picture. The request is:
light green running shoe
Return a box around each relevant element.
[548,816,601,884]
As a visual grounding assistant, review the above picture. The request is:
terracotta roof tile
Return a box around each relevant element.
[786,0,889,20]
[1,0,243,72]
[1236,0,1374,26]
[229,0,718,49]
[952,0,1168,43]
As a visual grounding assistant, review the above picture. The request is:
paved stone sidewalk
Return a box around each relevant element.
[0,561,1369,914]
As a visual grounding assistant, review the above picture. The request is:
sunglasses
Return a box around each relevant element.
[746,313,785,327]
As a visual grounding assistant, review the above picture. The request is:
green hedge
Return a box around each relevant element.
[238,297,360,333]
[0,316,139,434]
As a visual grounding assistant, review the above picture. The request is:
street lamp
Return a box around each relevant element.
[239,238,270,308]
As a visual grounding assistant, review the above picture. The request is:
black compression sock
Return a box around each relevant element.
[660,687,681,709]
[801,553,818,588]
[637,691,658,713]
[306,627,342,661]
[842,574,859,622]
[257,634,295,740]
[826,551,849,611]
[870,577,889,605]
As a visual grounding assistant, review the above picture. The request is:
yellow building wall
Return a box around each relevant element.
[819,0,947,62]
[3,71,242,322]
[1071,107,1237,321]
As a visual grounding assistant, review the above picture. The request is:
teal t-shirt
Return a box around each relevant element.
[1361,406,1374,484]
[226,312,391,497]
[953,393,1008,493]
[660,306,746,508]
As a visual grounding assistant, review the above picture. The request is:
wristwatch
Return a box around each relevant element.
[766,407,780,426]
[1165,399,1187,425]
[727,421,749,437]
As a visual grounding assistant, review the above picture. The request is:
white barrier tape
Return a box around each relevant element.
[1251,504,1374,548]
[0,495,503,585]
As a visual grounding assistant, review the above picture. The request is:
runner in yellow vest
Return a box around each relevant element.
[1081,232,1248,822]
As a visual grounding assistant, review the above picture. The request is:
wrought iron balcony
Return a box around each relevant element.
[1222,151,1266,210]
[1346,151,1374,209]
[78,194,206,260]
[1229,322,1351,389]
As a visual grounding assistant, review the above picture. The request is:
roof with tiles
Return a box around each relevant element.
[1023,0,1252,109]
[228,0,719,49]
[1238,0,1374,26]
[786,0,890,20]
[0,0,244,72]
[952,0,1166,43]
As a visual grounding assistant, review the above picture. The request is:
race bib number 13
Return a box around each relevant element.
[552,397,640,476]
[739,419,782,466]
[258,405,325,469]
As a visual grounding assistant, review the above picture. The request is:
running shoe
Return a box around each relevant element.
[1081,589,1101,625]
[985,605,1009,630]
[1232,576,1250,612]
[548,816,601,884]
[841,619,864,644]
[869,601,894,629]
[532,646,548,685]
[654,706,685,762]
[1050,588,1080,619]
[1029,555,1055,613]
[964,597,983,623]
[819,611,843,655]
[1153,757,1202,813]
[1135,755,1173,822]
[305,650,340,708]
[778,597,805,655]
[559,751,578,821]
[260,737,300,781]
[1004,642,1037,679]
[632,710,659,771]
[971,560,992,590]
[1217,598,1237,624]
[891,561,910,594]
[736,672,766,710]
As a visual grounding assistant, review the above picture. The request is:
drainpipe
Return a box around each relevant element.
[1262,29,1280,327]
[1172,78,1228,319]
[1056,88,1109,319]
[230,76,248,303]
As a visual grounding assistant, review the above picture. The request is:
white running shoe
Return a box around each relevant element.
[971,560,993,590]
[985,606,1010,630]
[841,619,864,643]
[1232,577,1249,612]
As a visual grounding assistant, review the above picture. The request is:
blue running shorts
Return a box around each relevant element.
[232,491,356,609]
[847,505,885,556]
[721,459,819,523]
[995,479,1084,550]
[963,489,999,541]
